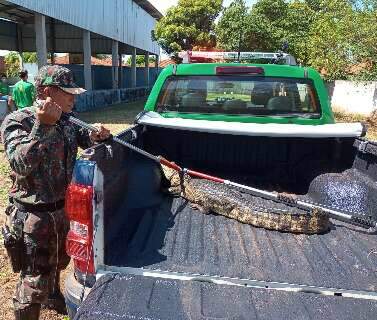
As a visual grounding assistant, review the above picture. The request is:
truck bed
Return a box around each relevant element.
[74,274,377,320]
[107,196,377,292]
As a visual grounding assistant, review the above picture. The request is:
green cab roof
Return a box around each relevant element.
[171,63,309,77]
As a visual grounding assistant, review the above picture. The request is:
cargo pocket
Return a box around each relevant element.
[22,213,50,275]
[2,205,25,273]
[23,235,50,275]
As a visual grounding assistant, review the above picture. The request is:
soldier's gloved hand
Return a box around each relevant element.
[36,97,62,125]
[89,123,111,142]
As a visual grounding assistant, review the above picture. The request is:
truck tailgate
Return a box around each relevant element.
[107,197,377,292]
[74,273,377,320]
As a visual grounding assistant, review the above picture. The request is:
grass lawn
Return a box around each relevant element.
[79,99,146,134]
[0,146,11,208]
[333,110,377,141]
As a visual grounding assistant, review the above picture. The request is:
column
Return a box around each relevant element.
[50,20,56,64]
[112,40,119,89]
[131,47,137,88]
[83,30,92,90]
[35,13,47,69]
[119,54,123,88]
[145,53,150,88]
[155,54,159,69]
[16,24,24,70]
[154,55,159,84]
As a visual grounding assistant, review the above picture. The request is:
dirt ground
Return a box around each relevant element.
[0,101,144,319]
[0,213,72,320]
[333,110,377,141]
[0,101,376,319]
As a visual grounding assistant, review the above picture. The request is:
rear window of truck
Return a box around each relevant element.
[157,76,321,117]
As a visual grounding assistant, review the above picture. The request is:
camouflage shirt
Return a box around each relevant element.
[0,101,93,205]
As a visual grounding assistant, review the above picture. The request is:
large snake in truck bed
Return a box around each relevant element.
[161,165,330,235]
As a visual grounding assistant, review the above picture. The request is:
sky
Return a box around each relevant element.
[149,0,257,14]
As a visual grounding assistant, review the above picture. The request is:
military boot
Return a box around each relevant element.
[42,290,67,315]
[42,271,68,314]
[14,303,40,320]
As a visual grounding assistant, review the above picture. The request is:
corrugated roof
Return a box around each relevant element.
[133,0,163,20]
[0,0,161,55]
[0,1,34,23]
[0,0,163,22]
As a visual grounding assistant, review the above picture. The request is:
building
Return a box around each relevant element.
[0,0,162,97]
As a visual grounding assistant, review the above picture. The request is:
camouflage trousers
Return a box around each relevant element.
[4,204,70,310]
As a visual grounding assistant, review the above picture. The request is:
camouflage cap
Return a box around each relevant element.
[35,65,86,95]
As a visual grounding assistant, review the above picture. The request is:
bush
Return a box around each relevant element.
[4,52,21,77]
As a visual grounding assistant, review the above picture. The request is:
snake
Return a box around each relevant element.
[161,165,330,234]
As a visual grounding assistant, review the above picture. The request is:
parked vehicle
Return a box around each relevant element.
[64,53,377,319]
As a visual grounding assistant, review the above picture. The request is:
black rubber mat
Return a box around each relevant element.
[107,197,377,292]
[74,273,377,320]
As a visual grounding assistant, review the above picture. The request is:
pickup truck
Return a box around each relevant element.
[64,59,377,319]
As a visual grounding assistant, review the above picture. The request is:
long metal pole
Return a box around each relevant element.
[65,114,377,231]
[66,115,158,162]
[224,180,373,227]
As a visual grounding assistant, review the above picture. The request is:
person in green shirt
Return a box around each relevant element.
[0,73,10,101]
[0,74,13,123]
[12,70,36,109]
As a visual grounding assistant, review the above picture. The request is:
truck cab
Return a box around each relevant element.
[147,61,334,125]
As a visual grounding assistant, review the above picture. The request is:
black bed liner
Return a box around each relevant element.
[107,197,377,292]
[74,273,377,320]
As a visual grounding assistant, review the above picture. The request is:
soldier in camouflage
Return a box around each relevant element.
[0,65,110,320]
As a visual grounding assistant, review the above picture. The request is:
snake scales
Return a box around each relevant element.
[162,165,330,234]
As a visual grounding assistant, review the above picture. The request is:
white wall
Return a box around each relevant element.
[329,80,377,115]
[23,63,38,84]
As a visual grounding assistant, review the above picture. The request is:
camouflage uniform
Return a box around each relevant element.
[0,65,90,319]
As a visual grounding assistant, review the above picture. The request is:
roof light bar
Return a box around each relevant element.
[179,51,297,66]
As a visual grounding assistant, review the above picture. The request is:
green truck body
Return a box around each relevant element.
[66,60,377,320]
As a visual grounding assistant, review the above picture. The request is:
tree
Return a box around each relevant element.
[216,0,315,63]
[126,55,156,66]
[306,0,364,79]
[304,0,322,11]
[22,52,37,63]
[347,8,377,80]
[152,0,223,56]
[245,0,289,52]
[215,0,377,80]
[94,54,110,60]
[282,1,316,65]
[5,52,21,77]
[216,0,249,51]
[21,52,55,64]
